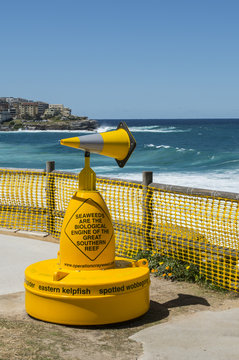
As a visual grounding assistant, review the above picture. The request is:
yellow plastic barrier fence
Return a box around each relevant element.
[0,167,239,292]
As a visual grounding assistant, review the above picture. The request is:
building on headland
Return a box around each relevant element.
[0,97,72,120]
[9,102,21,117]
[0,101,9,112]
[0,100,12,122]
[49,104,65,112]
[18,102,49,118]
[44,108,57,117]
[49,104,71,117]
[0,97,28,104]
[37,102,49,116]
[19,102,40,118]
[62,107,71,117]
[9,106,17,117]
[0,111,12,123]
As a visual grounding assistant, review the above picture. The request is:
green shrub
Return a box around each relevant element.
[133,250,228,292]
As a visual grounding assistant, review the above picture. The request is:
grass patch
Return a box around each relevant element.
[0,318,72,360]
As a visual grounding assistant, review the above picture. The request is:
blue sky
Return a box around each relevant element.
[1,0,239,119]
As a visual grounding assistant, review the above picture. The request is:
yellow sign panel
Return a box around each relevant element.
[60,191,115,270]
[64,198,114,261]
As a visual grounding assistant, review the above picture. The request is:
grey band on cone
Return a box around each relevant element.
[79,134,104,153]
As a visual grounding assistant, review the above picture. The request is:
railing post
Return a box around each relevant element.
[142,171,153,250]
[46,161,55,235]
[46,161,55,173]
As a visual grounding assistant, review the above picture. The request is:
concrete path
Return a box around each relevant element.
[0,233,58,295]
[131,308,239,360]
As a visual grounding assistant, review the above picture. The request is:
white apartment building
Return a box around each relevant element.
[45,104,71,117]
[49,104,65,112]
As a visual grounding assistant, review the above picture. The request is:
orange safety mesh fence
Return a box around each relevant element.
[0,168,239,291]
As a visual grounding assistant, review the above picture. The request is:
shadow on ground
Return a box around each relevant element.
[67,293,210,330]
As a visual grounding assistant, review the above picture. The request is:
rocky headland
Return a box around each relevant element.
[0,116,98,131]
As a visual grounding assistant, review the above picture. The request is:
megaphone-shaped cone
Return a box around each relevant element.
[60,122,136,167]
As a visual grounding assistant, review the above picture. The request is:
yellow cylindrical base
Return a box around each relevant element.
[25,258,150,325]
[25,286,149,325]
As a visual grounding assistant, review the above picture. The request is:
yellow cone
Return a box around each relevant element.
[60,121,136,167]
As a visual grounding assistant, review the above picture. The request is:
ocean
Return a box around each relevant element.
[0,118,238,193]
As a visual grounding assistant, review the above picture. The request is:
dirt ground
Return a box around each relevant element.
[1,276,239,360]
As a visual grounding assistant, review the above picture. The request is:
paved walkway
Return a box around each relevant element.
[131,308,239,360]
[0,232,58,295]
[1,232,239,359]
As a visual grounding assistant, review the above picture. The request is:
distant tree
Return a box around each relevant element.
[35,113,42,120]
[9,121,15,127]
[21,114,34,120]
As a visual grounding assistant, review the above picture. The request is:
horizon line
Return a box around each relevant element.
[94,117,239,120]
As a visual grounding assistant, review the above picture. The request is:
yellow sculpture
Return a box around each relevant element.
[24,122,150,325]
